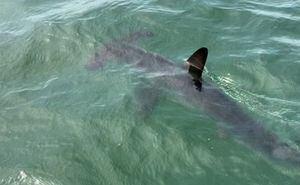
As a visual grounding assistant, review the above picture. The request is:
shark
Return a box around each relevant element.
[85,31,300,166]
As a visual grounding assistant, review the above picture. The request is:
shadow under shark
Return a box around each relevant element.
[86,31,300,166]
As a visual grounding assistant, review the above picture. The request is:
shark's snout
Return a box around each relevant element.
[137,31,154,38]
[85,61,104,71]
[272,144,300,164]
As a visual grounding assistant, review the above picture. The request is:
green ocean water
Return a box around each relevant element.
[1,0,300,184]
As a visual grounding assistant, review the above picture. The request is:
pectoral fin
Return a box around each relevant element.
[133,84,160,120]
[85,48,112,71]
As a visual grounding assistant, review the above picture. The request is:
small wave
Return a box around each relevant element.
[245,8,300,21]
[245,0,299,8]
[3,77,58,98]
[26,0,126,22]
[134,4,185,14]
[272,36,300,47]
[1,170,60,185]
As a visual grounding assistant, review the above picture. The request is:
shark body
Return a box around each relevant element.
[86,32,300,166]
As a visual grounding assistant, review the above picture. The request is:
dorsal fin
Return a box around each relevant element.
[187,47,208,79]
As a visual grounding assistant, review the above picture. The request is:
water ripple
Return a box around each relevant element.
[245,8,300,21]
[26,0,126,22]
[3,77,58,98]
[272,36,300,47]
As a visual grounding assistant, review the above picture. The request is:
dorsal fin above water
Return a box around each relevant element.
[187,47,208,79]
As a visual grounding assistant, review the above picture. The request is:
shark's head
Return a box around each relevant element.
[272,144,300,164]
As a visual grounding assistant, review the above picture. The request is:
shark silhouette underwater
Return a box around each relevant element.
[85,31,300,166]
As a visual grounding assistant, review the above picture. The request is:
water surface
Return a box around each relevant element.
[0,0,300,184]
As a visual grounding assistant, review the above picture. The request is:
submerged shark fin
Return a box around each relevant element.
[134,85,160,120]
[187,47,208,80]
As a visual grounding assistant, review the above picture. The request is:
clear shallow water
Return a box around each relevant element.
[0,0,300,184]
